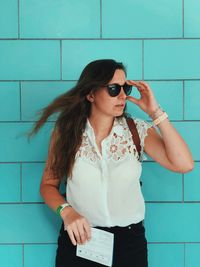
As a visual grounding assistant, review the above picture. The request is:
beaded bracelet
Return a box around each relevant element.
[153,112,168,126]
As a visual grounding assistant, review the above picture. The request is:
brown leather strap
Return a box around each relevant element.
[126,118,141,160]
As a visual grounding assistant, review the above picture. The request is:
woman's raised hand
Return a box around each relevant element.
[126,80,159,116]
[60,207,91,246]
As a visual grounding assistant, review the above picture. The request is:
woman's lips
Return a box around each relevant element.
[115,104,125,108]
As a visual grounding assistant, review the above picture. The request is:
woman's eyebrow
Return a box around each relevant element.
[109,82,126,86]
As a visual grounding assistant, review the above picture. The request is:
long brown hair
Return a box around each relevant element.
[28,59,127,181]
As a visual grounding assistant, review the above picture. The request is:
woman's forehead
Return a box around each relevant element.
[109,69,126,84]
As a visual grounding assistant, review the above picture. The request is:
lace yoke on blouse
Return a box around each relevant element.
[75,117,153,165]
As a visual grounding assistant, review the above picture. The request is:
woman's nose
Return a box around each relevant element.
[118,87,127,99]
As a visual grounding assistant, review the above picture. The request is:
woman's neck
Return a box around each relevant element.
[88,114,115,141]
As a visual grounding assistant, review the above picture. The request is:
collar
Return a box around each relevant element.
[85,117,125,137]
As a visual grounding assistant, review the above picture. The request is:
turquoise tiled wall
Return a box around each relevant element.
[20,0,100,38]
[62,40,143,80]
[148,244,185,267]
[21,82,75,121]
[102,0,183,38]
[0,1,199,266]
[144,40,200,80]
[0,245,23,267]
[24,244,57,267]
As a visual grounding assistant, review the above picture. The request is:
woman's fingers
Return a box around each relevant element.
[65,219,91,246]
[65,226,77,246]
[126,80,159,114]
[66,224,83,245]
[126,95,140,105]
[127,80,149,93]
[83,221,92,241]
[127,80,146,86]
[62,208,91,246]
[77,221,88,244]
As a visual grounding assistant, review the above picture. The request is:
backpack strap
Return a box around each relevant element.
[126,117,141,160]
[126,117,143,187]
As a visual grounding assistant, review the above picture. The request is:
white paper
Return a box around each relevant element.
[76,227,114,266]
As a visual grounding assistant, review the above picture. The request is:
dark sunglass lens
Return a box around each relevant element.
[124,84,132,95]
[107,84,120,97]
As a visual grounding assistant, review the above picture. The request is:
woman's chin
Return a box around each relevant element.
[114,110,124,117]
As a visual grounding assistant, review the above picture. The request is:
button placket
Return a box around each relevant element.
[101,140,113,225]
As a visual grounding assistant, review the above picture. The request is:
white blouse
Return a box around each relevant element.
[66,116,153,227]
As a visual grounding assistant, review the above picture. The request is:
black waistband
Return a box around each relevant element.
[93,221,144,234]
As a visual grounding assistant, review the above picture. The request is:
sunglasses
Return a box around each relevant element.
[106,83,132,97]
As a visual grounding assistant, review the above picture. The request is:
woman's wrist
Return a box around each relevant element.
[56,202,72,217]
[153,112,169,126]
[60,206,73,220]
[148,104,169,126]
[148,104,164,120]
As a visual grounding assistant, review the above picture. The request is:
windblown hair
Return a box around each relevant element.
[28,59,127,181]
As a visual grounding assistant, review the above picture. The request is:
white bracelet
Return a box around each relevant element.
[60,203,72,214]
[56,203,72,216]
[148,104,163,118]
[153,112,168,126]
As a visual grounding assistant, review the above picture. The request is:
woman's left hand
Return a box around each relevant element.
[126,80,159,116]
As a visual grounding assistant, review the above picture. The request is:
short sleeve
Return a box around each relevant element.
[133,118,154,161]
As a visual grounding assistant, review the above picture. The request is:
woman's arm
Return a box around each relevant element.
[40,171,66,212]
[40,130,91,246]
[126,80,194,173]
[40,166,92,246]
[40,128,67,211]
[144,119,194,173]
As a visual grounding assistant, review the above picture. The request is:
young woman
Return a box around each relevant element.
[29,59,194,267]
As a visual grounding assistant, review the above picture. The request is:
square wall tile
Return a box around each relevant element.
[0,245,22,267]
[144,40,200,80]
[0,41,60,80]
[24,244,56,267]
[62,40,142,80]
[0,0,18,38]
[141,162,182,201]
[184,0,200,37]
[0,122,54,162]
[102,0,182,38]
[0,164,20,202]
[20,0,100,38]
[185,81,200,120]
[174,122,200,161]
[145,203,200,242]
[185,244,200,267]
[184,162,200,201]
[0,204,60,243]
[21,82,75,121]
[22,163,45,202]
[148,244,184,267]
[0,82,20,121]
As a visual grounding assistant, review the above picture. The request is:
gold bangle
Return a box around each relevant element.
[153,112,168,126]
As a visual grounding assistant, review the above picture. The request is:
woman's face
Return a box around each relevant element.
[88,69,127,118]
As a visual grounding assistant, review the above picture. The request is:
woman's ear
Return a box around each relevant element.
[86,92,94,103]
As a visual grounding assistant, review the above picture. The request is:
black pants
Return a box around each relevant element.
[55,221,148,267]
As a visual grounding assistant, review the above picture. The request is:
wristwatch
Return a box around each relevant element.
[56,203,72,216]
